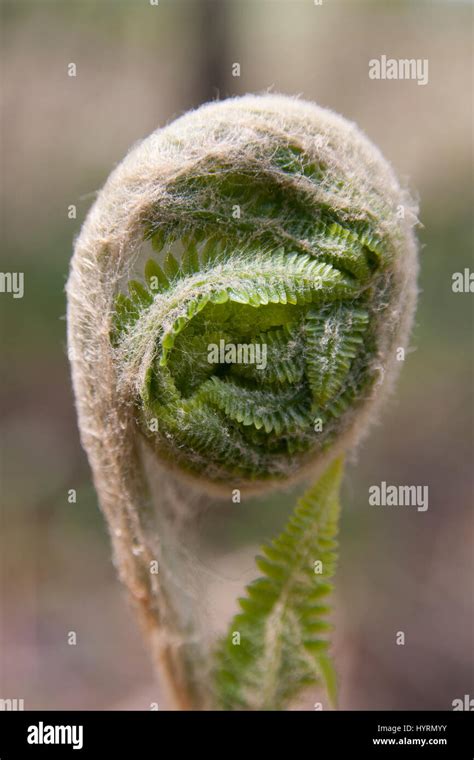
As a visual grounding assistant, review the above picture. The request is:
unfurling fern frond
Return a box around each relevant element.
[215,457,343,710]
[67,94,418,710]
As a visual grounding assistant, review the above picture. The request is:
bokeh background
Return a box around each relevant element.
[1,0,472,710]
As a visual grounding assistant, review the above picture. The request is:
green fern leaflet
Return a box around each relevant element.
[214,457,343,710]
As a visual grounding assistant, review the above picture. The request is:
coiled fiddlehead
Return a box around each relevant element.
[67,95,417,709]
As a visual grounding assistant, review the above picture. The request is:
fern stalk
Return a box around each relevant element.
[67,94,418,709]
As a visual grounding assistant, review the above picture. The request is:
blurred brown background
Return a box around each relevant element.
[0,0,472,710]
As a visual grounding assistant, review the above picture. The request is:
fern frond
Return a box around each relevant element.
[69,94,418,715]
[214,457,343,710]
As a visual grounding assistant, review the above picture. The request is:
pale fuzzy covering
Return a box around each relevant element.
[66,94,418,708]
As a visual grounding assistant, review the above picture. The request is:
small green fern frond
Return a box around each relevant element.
[214,456,343,710]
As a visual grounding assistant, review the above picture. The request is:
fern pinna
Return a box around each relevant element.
[215,457,342,710]
[67,95,418,709]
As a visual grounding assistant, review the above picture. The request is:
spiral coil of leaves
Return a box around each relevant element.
[67,95,418,708]
[107,97,416,489]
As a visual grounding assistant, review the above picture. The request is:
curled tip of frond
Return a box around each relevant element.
[67,94,418,494]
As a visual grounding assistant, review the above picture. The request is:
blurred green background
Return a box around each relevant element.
[0,0,472,709]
